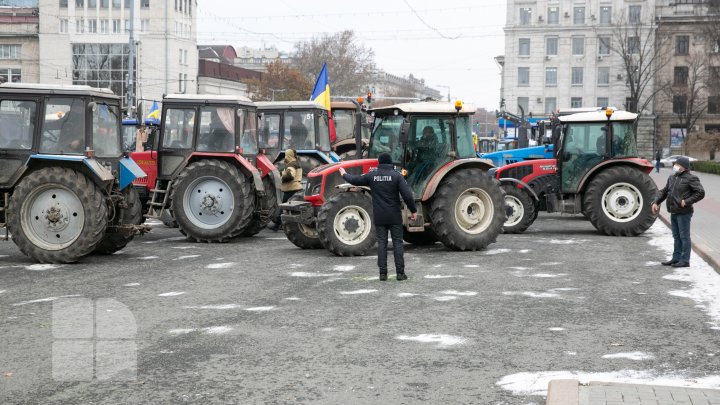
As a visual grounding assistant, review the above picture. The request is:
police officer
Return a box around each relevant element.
[339,153,417,281]
[651,156,705,267]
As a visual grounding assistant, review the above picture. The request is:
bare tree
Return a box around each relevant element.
[244,61,312,102]
[293,31,376,97]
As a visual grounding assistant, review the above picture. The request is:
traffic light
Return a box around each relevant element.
[366,92,372,104]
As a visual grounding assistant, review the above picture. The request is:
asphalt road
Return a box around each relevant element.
[1,214,719,404]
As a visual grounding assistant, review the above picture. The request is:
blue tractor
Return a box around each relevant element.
[479,121,554,167]
[0,84,146,263]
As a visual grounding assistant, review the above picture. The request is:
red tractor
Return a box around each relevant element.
[131,94,281,241]
[493,108,657,236]
[280,101,506,256]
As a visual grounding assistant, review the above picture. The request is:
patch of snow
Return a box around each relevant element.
[549,288,580,292]
[205,262,235,269]
[171,246,196,250]
[321,327,335,332]
[548,327,565,331]
[185,304,243,310]
[158,291,185,297]
[396,334,466,347]
[173,255,200,260]
[168,328,195,335]
[340,289,377,295]
[483,248,511,255]
[398,293,419,298]
[503,291,561,299]
[530,273,567,278]
[538,262,563,266]
[440,290,478,296]
[123,283,141,287]
[0,290,6,294]
[333,265,355,272]
[602,352,654,361]
[284,297,301,301]
[432,264,444,268]
[136,256,159,260]
[12,294,81,306]
[509,266,533,271]
[566,351,577,356]
[548,239,587,245]
[434,296,458,302]
[112,250,125,255]
[202,326,233,334]
[289,272,335,277]
[25,264,60,271]
[463,264,480,268]
[645,261,660,266]
[244,306,275,311]
[424,275,464,279]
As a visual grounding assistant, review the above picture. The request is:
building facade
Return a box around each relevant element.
[0,2,40,84]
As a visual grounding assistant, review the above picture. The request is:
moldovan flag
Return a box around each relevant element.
[310,63,331,111]
[147,101,160,120]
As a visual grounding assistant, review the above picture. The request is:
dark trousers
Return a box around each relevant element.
[376,224,405,275]
[655,161,661,173]
[671,213,692,263]
[273,190,299,225]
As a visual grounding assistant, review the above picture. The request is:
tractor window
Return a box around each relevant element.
[162,108,195,149]
[332,109,354,143]
[317,111,331,151]
[0,99,36,150]
[240,109,259,155]
[258,113,280,148]
[92,103,121,157]
[612,122,637,158]
[284,110,315,150]
[456,116,475,158]
[40,97,85,155]
[561,122,606,192]
[197,106,235,152]
[121,123,136,152]
[406,116,453,192]
[368,115,403,163]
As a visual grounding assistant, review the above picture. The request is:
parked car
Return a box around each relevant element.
[655,155,698,168]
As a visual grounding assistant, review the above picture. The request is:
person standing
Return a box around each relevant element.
[655,149,662,173]
[339,153,418,281]
[268,149,302,231]
[651,156,705,267]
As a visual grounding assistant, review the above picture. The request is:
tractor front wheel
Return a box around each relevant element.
[501,184,536,234]
[430,169,505,251]
[282,194,322,249]
[7,167,107,263]
[583,166,657,236]
[317,192,375,256]
[94,186,143,254]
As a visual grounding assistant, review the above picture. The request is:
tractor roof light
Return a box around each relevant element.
[357,96,364,104]
[455,100,463,112]
[605,108,613,119]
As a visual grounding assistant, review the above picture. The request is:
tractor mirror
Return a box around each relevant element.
[399,120,410,144]
[87,101,97,112]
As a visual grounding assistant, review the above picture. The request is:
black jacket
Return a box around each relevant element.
[654,170,705,214]
[342,164,418,225]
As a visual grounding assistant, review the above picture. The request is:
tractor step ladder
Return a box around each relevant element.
[0,192,9,241]
[145,180,173,220]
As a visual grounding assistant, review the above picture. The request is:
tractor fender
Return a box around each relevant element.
[576,158,654,194]
[498,177,539,202]
[421,158,495,201]
[26,154,116,184]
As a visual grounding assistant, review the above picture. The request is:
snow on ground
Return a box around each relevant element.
[433,296,458,302]
[244,306,275,311]
[648,222,720,330]
[333,265,355,272]
[12,295,81,306]
[602,352,654,361]
[173,255,200,260]
[184,304,244,309]
[123,283,141,287]
[25,264,60,271]
[339,289,377,295]
[205,263,235,269]
[483,248,511,255]
[289,272,336,277]
[502,291,561,299]
[158,291,185,297]
[439,290,478,296]
[424,275,464,279]
[497,370,720,397]
[396,334,467,347]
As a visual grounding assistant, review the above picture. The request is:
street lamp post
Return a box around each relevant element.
[269,88,286,101]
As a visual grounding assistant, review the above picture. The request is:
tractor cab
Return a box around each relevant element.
[330,100,370,159]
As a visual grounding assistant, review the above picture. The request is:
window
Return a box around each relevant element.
[112,19,121,33]
[75,0,83,6]
[174,0,177,10]
[545,97,557,114]
[124,0,130,7]
[88,19,97,33]
[572,67,584,85]
[546,37,558,56]
[93,104,121,158]
[60,0,68,7]
[673,95,687,114]
[187,0,191,15]
[197,106,236,152]
[625,97,636,112]
[60,19,68,33]
[519,8,532,25]
[140,19,149,33]
[598,36,610,55]
[574,7,585,24]
[0,100,36,150]
[76,18,85,33]
[455,116,475,158]
[571,97,583,108]
[178,73,183,92]
[597,97,609,108]
[0,44,21,59]
[674,66,689,86]
[518,67,530,86]
[628,36,640,54]
[676,35,690,55]
[597,67,610,85]
[40,98,85,155]
[240,109,259,155]
[124,20,129,33]
[72,44,133,100]
[708,96,720,114]
[100,0,108,8]
[712,38,720,54]
[258,113,280,149]
[100,19,108,34]
[519,38,530,56]
[572,37,584,55]
[163,109,195,149]
[711,66,720,86]
[183,50,188,65]
[0,68,22,84]
[517,97,529,114]
[178,48,183,64]
[545,67,557,86]
[112,0,120,8]
[628,5,641,23]
[178,0,182,11]
[88,0,96,7]
[547,7,559,24]
[140,0,149,7]
[599,6,611,25]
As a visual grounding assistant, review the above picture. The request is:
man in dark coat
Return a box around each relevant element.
[651,156,705,267]
[339,153,418,281]
[655,150,662,173]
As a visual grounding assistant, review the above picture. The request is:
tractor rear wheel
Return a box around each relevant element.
[7,167,107,263]
[282,194,322,249]
[583,166,657,236]
[430,169,505,251]
[171,160,255,242]
[243,176,279,236]
[402,228,438,245]
[94,186,143,254]
[501,184,536,234]
[317,191,375,256]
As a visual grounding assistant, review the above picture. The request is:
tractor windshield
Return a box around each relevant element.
[283,110,316,150]
[122,124,136,152]
[162,108,195,149]
[93,103,121,158]
[611,121,637,158]
[368,115,403,163]
[197,106,235,152]
[40,97,85,155]
[239,109,259,155]
[0,99,36,150]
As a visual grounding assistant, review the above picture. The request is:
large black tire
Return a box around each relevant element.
[402,228,438,245]
[7,167,107,263]
[94,186,142,254]
[501,184,536,234]
[282,194,323,249]
[243,176,279,236]
[170,160,255,242]
[583,166,657,236]
[429,169,505,251]
[317,192,376,256]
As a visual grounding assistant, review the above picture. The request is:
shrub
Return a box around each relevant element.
[692,161,720,175]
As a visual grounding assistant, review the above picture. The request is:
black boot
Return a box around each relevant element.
[661,259,678,266]
[396,273,408,281]
[379,273,388,281]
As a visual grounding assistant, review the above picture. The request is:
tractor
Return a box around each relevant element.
[0,83,147,263]
[493,108,658,235]
[279,100,506,256]
[330,100,370,159]
[131,94,281,242]
[121,116,159,152]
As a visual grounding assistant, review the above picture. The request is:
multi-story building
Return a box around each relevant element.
[368,71,441,101]
[37,0,197,116]
[234,45,291,73]
[197,44,260,96]
[654,0,720,158]
[0,2,40,84]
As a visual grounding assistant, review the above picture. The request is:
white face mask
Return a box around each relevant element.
[672,164,682,174]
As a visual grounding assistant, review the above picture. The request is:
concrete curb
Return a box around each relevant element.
[656,212,720,274]
[546,379,579,405]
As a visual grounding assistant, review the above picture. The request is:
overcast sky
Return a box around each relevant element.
[196,0,507,111]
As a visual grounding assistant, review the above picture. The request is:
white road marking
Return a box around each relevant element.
[136,256,159,260]
[548,327,565,331]
[397,293,419,298]
[503,291,561,299]
[174,255,200,260]
[206,263,235,269]
[602,352,654,361]
[158,291,185,297]
[340,289,377,295]
[290,272,336,277]
[12,294,81,306]
[396,334,466,347]
[333,265,355,272]
[433,296,458,302]
[244,306,275,311]
[440,290,478,296]
[424,275,464,279]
